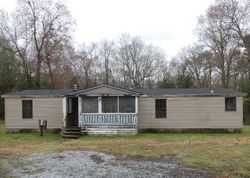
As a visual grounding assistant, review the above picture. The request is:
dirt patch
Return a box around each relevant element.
[90,154,105,164]
[53,155,65,159]
[1,151,219,178]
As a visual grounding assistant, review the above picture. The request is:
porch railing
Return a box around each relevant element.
[79,113,138,127]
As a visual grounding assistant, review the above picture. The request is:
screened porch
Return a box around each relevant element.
[78,96,138,128]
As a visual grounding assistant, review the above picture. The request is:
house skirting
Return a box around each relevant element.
[81,127,138,135]
[138,128,242,133]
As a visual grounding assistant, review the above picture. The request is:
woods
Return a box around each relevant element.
[0,0,250,119]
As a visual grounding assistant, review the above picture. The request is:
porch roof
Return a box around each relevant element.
[65,84,141,96]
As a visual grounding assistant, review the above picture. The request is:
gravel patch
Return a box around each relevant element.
[3,151,216,178]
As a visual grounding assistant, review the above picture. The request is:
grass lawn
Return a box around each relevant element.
[1,121,250,177]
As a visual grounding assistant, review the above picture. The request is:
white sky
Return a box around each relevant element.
[0,0,215,59]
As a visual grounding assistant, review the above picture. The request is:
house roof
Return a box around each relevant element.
[132,88,247,96]
[1,89,68,98]
[2,85,246,98]
[1,84,140,98]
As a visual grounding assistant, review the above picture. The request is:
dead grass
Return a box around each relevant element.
[1,120,250,177]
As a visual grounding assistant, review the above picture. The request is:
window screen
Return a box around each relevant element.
[119,96,135,113]
[22,100,33,119]
[82,97,98,113]
[102,97,117,113]
[155,99,166,118]
[225,97,236,111]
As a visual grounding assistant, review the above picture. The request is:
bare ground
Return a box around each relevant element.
[1,151,217,178]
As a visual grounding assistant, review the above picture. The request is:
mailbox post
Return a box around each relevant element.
[39,119,47,136]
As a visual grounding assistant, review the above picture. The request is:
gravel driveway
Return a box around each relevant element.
[3,151,215,178]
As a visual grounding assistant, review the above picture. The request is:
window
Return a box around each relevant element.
[225,97,236,111]
[82,97,98,113]
[155,99,166,118]
[102,97,117,113]
[22,100,33,119]
[119,96,135,113]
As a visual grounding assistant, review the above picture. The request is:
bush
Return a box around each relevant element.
[0,97,4,120]
[243,98,250,125]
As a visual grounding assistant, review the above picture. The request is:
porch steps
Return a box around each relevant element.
[81,127,138,135]
[62,127,81,139]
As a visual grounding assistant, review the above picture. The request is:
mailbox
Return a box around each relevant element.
[39,119,47,130]
[39,119,47,136]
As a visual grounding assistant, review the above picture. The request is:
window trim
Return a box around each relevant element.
[155,99,167,119]
[22,100,33,119]
[225,97,236,112]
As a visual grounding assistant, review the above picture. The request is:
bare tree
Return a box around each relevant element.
[156,59,176,88]
[98,40,115,84]
[116,34,164,88]
[43,39,75,88]
[178,44,214,87]
[73,43,99,88]
[219,0,250,79]
[0,0,74,88]
[0,9,33,88]
[197,3,241,88]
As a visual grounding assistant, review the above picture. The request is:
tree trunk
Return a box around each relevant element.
[105,58,109,84]
[221,68,227,88]
[85,72,89,87]
[209,65,212,87]
[22,60,33,89]
[35,59,41,89]
[246,48,250,79]
[46,57,54,89]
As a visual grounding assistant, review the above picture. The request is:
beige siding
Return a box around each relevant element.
[5,97,63,129]
[82,86,133,95]
[138,96,243,129]
[5,95,244,130]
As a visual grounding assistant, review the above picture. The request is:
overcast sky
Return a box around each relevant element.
[0,0,215,59]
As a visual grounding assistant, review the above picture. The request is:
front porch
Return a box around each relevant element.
[62,84,140,135]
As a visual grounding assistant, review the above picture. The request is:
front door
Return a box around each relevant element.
[66,97,79,127]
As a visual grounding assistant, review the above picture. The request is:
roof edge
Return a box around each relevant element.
[66,84,141,96]
[1,95,64,98]
[140,93,247,97]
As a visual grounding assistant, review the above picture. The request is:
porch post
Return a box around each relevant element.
[135,96,138,113]
[117,96,120,113]
[78,96,82,127]
[98,97,102,113]
[62,97,67,127]
[135,96,139,127]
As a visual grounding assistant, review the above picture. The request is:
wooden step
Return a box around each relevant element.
[62,127,81,139]
[63,127,81,131]
[62,134,79,139]
[63,131,80,134]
